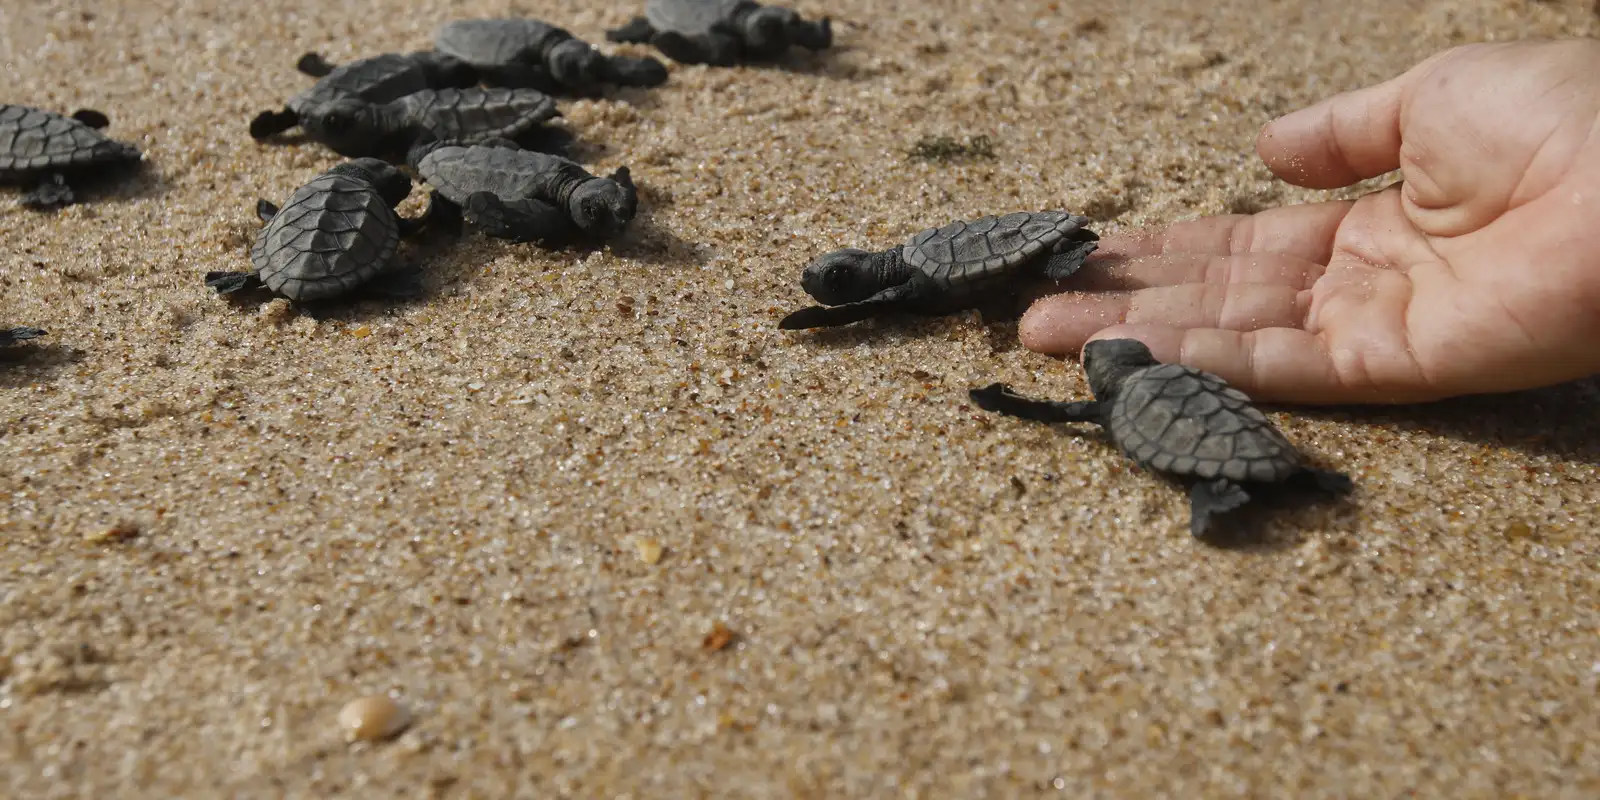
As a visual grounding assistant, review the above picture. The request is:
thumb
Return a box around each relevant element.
[1256,68,1418,190]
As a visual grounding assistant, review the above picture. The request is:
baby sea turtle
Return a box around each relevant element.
[606,0,833,66]
[249,51,479,141]
[410,138,637,245]
[0,105,143,209]
[205,159,434,302]
[970,339,1354,537]
[1,327,46,347]
[435,19,668,95]
[304,88,563,160]
[779,211,1098,330]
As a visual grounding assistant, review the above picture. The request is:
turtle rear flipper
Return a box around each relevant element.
[1,327,46,347]
[296,52,337,77]
[464,192,573,245]
[1041,236,1100,281]
[968,384,1102,424]
[606,17,656,43]
[206,271,264,296]
[602,55,669,87]
[71,109,111,129]
[21,174,74,210]
[249,108,299,139]
[1189,479,1252,537]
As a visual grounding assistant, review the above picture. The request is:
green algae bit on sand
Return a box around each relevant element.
[908,134,997,162]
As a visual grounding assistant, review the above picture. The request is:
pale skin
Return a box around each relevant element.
[1023,38,1600,405]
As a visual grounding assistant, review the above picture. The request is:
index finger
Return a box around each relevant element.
[1089,200,1354,264]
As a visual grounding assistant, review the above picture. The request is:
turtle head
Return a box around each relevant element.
[301,98,387,157]
[1082,338,1159,396]
[742,7,799,51]
[331,158,413,207]
[568,169,637,239]
[548,39,605,87]
[800,248,881,306]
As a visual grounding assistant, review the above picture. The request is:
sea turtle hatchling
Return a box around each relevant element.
[969,339,1355,538]
[435,18,668,95]
[1,327,46,347]
[606,0,833,66]
[778,211,1099,330]
[205,159,435,302]
[410,138,637,245]
[0,105,143,209]
[249,51,480,141]
[304,87,564,160]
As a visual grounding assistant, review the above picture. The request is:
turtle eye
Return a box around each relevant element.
[319,112,345,133]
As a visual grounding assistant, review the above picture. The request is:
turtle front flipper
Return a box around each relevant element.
[361,265,426,300]
[295,52,337,77]
[968,383,1103,424]
[606,17,657,44]
[21,174,75,210]
[397,190,446,237]
[476,63,564,94]
[1293,468,1355,497]
[0,327,46,347]
[793,18,833,51]
[249,108,300,139]
[779,281,925,330]
[651,31,741,66]
[205,270,264,296]
[256,199,280,223]
[71,109,111,129]
[423,193,466,237]
[1189,479,1252,538]
[463,192,573,245]
[602,54,669,87]
[608,166,639,219]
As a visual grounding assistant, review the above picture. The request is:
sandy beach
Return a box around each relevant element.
[3,0,1598,796]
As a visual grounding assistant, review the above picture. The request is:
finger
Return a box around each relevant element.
[1019,284,1310,355]
[1082,325,1435,405]
[1066,251,1328,293]
[1085,201,1354,263]
[1256,73,1412,189]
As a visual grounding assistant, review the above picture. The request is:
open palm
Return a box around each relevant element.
[1023,39,1600,404]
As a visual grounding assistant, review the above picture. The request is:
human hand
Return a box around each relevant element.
[1022,38,1600,404]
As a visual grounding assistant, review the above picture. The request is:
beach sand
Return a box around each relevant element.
[3,0,1598,796]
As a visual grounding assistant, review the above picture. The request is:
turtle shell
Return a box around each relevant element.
[901,210,1090,292]
[434,19,570,66]
[250,172,401,301]
[396,88,561,143]
[646,0,759,35]
[289,53,457,115]
[416,143,588,206]
[0,105,142,178]
[1108,364,1303,484]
